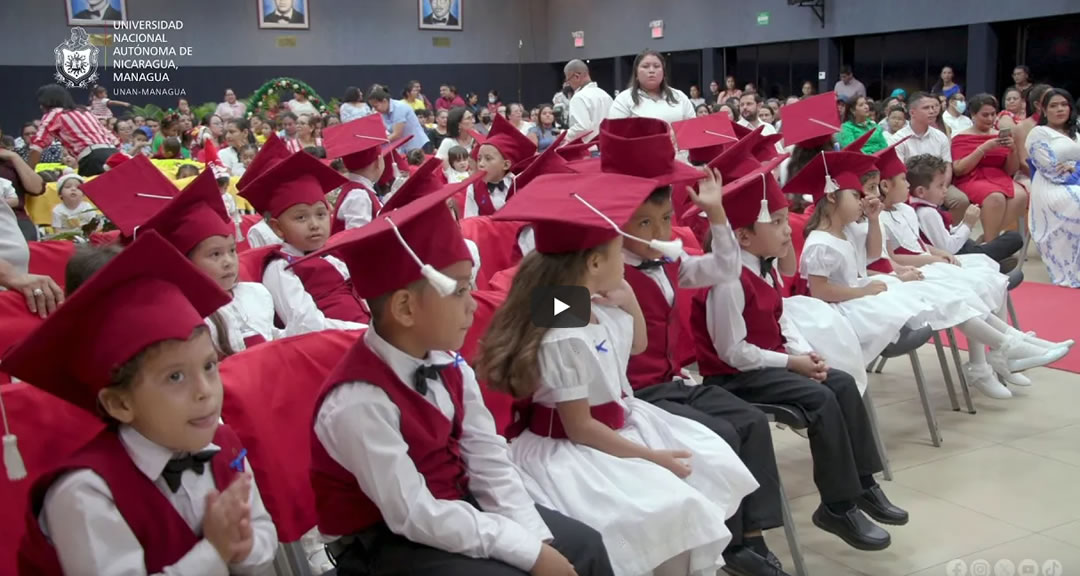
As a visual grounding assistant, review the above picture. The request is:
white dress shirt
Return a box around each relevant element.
[205,282,282,353]
[336,174,377,230]
[314,328,552,571]
[245,220,282,249]
[706,250,813,372]
[941,111,973,137]
[464,174,514,218]
[607,88,696,125]
[40,426,277,576]
[565,82,614,143]
[217,146,246,178]
[464,238,481,288]
[738,118,785,154]
[893,125,952,163]
[622,222,741,306]
[910,197,970,254]
[262,243,367,336]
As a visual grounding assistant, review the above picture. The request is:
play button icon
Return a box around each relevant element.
[531,286,590,328]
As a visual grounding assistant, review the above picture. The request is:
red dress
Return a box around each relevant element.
[951,133,1016,204]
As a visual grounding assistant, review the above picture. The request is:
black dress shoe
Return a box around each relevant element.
[812,504,891,551]
[722,546,793,576]
[857,485,909,525]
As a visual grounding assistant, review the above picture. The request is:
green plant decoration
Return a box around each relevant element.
[246,77,326,122]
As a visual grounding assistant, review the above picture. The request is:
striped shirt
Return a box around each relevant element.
[286,137,322,154]
[90,97,113,119]
[32,108,120,159]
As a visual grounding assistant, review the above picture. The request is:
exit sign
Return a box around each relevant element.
[649,19,664,39]
[756,11,770,25]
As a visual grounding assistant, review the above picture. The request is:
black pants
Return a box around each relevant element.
[705,369,883,505]
[957,231,1023,264]
[76,147,119,177]
[332,505,614,576]
[635,380,784,547]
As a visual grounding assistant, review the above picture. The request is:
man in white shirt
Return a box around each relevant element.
[833,67,866,103]
[892,92,971,224]
[563,59,613,143]
[737,93,784,153]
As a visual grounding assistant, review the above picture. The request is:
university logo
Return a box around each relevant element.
[54,27,99,88]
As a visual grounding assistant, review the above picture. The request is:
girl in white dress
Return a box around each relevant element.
[873,143,1071,397]
[477,172,758,576]
[1026,89,1080,287]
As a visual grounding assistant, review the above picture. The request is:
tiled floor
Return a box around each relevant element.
[761,255,1080,576]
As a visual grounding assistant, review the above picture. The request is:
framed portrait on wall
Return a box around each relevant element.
[258,0,310,30]
[66,0,127,26]
[418,0,463,31]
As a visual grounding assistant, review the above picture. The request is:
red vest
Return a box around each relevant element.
[624,262,683,390]
[910,203,951,249]
[309,340,470,537]
[468,181,512,217]
[18,426,245,576]
[331,182,382,236]
[692,267,786,377]
[266,250,370,325]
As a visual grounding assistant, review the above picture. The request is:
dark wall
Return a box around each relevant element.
[0,64,561,135]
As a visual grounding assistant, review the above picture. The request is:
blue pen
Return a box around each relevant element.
[595,340,608,353]
[230,449,248,472]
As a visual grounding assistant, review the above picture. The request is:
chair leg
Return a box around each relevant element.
[862,386,892,481]
[865,356,879,373]
[1007,293,1020,330]
[945,328,977,414]
[874,356,888,374]
[908,350,942,447]
[283,541,314,576]
[778,479,809,576]
[933,332,961,412]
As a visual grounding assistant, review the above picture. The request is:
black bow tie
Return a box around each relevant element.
[760,257,776,278]
[413,363,448,395]
[636,259,666,270]
[432,17,448,23]
[487,181,506,193]
[161,450,217,493]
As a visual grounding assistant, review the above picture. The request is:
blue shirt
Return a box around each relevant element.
[381,100,429,153]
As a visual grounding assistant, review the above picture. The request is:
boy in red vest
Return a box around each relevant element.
[301,178,613,575]
[592,117,789,576]
[240,150,370,334]
[323,114,412,233]
[6,232,278,575]
[465,114,536,217]
[691,160,908,553]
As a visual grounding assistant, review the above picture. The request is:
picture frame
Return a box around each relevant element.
[65,0,127,27]
[258,0,310,30]
[418,0,463,31]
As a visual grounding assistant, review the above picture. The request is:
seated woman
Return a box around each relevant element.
[951,93,1029,241]
[1026,88,1080,288]
[435,106,477,165]
[528,104,560,153]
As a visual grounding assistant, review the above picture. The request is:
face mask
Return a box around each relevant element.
[955,101,967,114]
[489,96,497,103]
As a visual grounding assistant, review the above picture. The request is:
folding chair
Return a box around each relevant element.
[219,330,362,576]
[27,241,75,291]
[751,404,813,576]
[866,325,941,447]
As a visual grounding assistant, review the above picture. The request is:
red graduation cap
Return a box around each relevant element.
[493,172,683,257]
[323,115,390,171]
[297,179,475,299]
[568,118,704,187]
[514,132,566,177]
[1,231,230,414]
[80,154,177,238]
[872,135,912,180]
[752,133,785,162]
[731,122,753,139]
[706,125,767,181]
[782,151,879,203]
[237,133,290,191]
[381,156,463,213]
[555,131,597,162]
[239,151,348,218]
[476,114,537,172]
[515,132,575,191]
[721,156,789,230]
[673,112,740,165]
[780,92,842,148]
[841,127,877,154]
[140,168,235,254]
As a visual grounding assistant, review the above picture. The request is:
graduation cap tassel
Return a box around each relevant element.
[756,173,772,224]
[386,217,458,297]
[821,151,840,196]
[571,193,684,260]
[0,387,27,481]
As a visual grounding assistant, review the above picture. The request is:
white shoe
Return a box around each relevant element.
[1024,331,1074,350]
[1003,372,1032,387]
[965,363,1012,399]
[995,336,1069,372]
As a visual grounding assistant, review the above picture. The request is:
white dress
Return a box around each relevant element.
[1026,126,1080,287]
[880,203,1007,314]
[801,230,937,360]
[510,304,758,576]
[205,282,281,353]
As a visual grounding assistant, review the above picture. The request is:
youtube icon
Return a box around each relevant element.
[531,286,591,328]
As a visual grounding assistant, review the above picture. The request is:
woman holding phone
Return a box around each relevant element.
[952,93,1029,241]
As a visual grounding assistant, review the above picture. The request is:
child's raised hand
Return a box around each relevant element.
[687,168,727,225]
[962,205,981,227]
[593,279,638,311]
[650,449,693,479]
[862,196,883,220]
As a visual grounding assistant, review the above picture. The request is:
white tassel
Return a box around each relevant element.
[756,173,772,224]
[572,193,684,260]
[387,217,458,297]
[821,151,840,196]
[0,389,26,481]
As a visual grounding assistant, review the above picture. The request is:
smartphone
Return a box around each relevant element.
[998,128,1012,140]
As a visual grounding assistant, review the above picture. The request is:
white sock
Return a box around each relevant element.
[967,339,988,366]
[960,318,1046,357]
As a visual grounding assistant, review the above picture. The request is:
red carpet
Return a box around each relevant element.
[952,282,1080,374]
